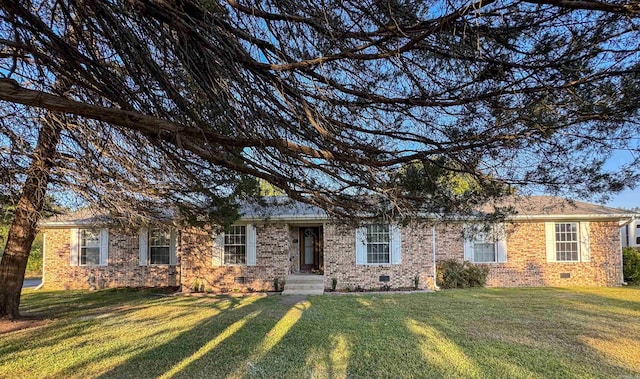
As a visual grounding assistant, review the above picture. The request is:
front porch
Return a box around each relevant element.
[288,224,324,274]
[284,224,325,295]
[282,273,324,295]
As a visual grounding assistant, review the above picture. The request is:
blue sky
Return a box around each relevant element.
[607,189,640,210]
[604,150,639,210]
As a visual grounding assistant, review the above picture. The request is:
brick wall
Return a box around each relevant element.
[43,219,622,291]
[180,224,290,292]
[322,220,621,290]
[323,222,435,291]
[434,221,622,287]
[43,228,179,290]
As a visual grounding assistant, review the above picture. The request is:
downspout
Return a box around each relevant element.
[34,232,45,290]
[432,225,440,290]
[178,230,183,292]
[620,232,628,286]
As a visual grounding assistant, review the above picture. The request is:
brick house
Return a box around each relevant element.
[40,197,636,292]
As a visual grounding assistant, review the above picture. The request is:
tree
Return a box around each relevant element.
[1,0,639,317]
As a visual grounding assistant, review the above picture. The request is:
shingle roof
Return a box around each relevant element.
[41,208,109,226]
[481,196,632,218]
[239,197,327,219]
[40,196,636,227]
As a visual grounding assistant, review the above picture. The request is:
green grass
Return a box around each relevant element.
[1,287,639,379]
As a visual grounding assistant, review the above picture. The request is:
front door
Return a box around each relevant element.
[299,227,321,272]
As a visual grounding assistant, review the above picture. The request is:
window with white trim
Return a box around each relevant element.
[80,229,101,266]
[149,229,171,265]
[554,222,579,261]
[473,240,496,263]
[366,224,390,264]
[545,221,590,263]
[464,224,507,264]
[224,225,247,265]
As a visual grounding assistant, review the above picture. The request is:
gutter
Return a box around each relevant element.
[41,212,640,229]
[432,225,440,290]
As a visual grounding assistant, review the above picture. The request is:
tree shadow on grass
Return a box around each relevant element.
[94,295,293,379]
[18,288,176,319]
[1,290,275,378]
[420,288,640,378]
[246,291,640,379]
[217,294,452,378]
[6,289,639,378]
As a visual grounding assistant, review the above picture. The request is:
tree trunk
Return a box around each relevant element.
[0,119,61,319]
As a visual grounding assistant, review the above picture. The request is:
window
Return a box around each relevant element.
[464,224,507,263]
[149,229,171,265]
[224,225,247,265]
[555,223,579,261]
[138,228,176,266]
[473,242,496,263]
[355,224,401,265]
[80,229,101,265]
[545,221,590,263]
[366,224,390,264]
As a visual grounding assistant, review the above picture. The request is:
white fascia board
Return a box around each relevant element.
[40,220,109,228]
[42,213,637,227]
[417,213,638,223]
[507,214,638,222]
[238,214,330,223]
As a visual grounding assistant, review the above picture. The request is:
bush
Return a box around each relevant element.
[437,259,490,289]
[1,230,43,278]
[623,247,640,284]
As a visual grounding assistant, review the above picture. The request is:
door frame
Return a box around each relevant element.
[299,226,323,272]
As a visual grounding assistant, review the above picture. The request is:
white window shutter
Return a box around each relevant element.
[99,228,109,266]
[138,228,148,266]
[391,224,402,264]
[212,231,224,266]
[355,226,367,265]
[496,224,507,263]
[545,222,556,262]
[246,224,257,266]
[463,225,474,262]
[69,228,79,266]
[169,230,178,266]
[580,222,591,262]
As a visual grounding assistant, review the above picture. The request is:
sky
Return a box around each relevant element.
[606,188,640,210]
[601,149,639,210]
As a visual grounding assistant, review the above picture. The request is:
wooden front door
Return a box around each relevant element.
[299,227,321,272]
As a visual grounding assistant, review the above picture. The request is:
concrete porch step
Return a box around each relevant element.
[283,283,324,290]
[286,275,324,284]
[282,289,324,296]
[283,274,325,295]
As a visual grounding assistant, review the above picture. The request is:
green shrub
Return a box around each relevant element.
[437,259,490,289]
[414,275,419,290]
[331,278,337,291]
[623,247,640,284]
[1,230,43,278]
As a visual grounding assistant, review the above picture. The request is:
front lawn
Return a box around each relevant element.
[1,287,639,378]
